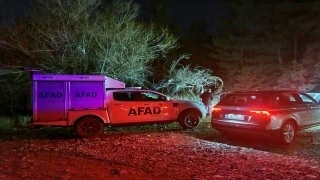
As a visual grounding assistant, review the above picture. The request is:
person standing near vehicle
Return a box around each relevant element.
[200,89,214,116]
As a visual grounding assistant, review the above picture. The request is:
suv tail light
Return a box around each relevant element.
[212,107,221,112]
[250,110,270,116]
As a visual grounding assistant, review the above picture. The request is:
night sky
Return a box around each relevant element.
[0,0,30,26]
[169,0,224,33]
[0,0,224,34]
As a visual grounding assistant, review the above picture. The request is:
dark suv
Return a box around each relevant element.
[211,90,320,144]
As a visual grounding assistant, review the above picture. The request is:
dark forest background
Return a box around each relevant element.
[1,0,320,116]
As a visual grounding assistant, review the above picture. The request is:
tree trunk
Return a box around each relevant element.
[240,48,244,66]
[294,32,297,61]
[277,48,282,64]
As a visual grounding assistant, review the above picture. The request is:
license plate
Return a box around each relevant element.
[225,114,244,120]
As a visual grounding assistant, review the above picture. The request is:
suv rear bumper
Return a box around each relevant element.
[211,121,281,138]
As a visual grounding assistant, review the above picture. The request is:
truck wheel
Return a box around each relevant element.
[278,121,296,145]
[74,117,104,138]
[178,111,200,129]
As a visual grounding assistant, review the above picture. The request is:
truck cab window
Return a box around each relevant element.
[141,92,166,101]
[113,92,130,101]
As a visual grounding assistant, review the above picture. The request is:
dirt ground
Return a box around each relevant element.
[0,119,320,180]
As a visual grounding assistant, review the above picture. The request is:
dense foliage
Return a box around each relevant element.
[0,0,220,116]
[209,0,320,93]
[3,0,320,116]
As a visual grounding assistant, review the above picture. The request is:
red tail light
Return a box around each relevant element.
[250,110,270,116]
[212,107,221,112]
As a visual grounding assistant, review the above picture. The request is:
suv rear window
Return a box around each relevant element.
[219,94,268,106]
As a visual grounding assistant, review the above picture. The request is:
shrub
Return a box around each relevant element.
[0,116,14,130]
[0,115,31,130]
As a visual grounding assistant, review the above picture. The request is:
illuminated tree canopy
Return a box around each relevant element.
[1,0,178,87]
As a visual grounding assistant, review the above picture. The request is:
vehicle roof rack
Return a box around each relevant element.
[126,87,142,89]
[25,67,42,74]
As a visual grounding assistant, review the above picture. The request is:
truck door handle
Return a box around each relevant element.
[114,104,122,106]
[144,104,151,106]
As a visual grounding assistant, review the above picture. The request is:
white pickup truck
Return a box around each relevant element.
[27,73,206,137]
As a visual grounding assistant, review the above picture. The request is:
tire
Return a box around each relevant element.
[178,111,200,129]
[278,121,296,145]
[74,116,104,138]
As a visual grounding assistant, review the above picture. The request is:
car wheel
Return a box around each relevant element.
[74,116,104,138]
[279,121,296,145]
[178,111,200,129]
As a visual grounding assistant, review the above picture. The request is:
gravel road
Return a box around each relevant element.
[0,119,319,179]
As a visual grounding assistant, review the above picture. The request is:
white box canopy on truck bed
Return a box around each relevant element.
[32,74,125,121]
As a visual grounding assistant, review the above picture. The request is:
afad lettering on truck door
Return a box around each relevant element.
[128,106,161,116]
